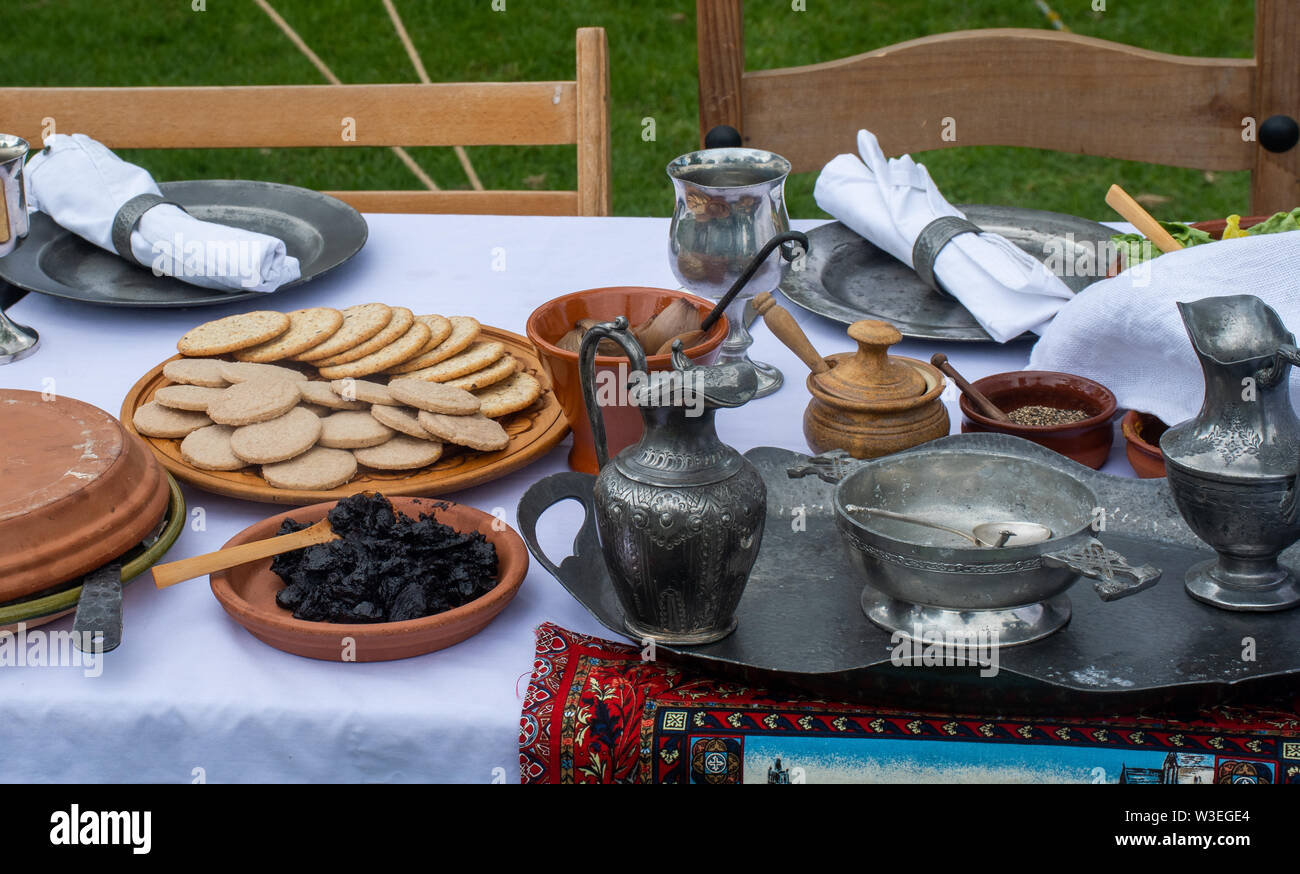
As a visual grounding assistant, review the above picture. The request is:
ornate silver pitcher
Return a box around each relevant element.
[579,318,766,643]
[1161,294,1300,611]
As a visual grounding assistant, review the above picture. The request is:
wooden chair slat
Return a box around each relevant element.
[324,189,579,215]
[741,29,1254,173]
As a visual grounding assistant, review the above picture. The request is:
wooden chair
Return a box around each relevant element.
[0,27,611,216]
[697,1,1299,214]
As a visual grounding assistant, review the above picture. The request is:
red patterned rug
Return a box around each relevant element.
[519,623,1300,784]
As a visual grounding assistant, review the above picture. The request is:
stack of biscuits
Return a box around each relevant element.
[131,305,545,491]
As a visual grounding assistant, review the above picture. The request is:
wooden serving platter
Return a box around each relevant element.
[121,326,569,505]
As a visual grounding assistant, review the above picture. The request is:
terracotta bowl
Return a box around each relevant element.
[207,496,528,662]
[959,371,1118,469]
[0,390,171,602]
[526,286,729,473]
[1121,410,1169,478]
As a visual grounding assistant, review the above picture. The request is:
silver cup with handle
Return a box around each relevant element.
[0,134,39,365]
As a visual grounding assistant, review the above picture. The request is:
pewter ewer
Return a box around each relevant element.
[579,317,766,644]
[1161,294,1300,611]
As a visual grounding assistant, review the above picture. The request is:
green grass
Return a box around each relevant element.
[0,0,1257,220]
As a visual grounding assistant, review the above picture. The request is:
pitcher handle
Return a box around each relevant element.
[578,316,648,471]
[1270,344,1300,523]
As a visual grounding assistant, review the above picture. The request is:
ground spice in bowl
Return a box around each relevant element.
[1006,404,1091,427]
[270,492,498,623]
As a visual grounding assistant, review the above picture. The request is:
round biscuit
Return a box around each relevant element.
[369,404,435,440]
[312,307,415,367]
[295,303,392,362]
[353,435,445,470]
[415,411,510,452]
[387,316,480,374]
[153,384,226,412]
[180,424,248,471]
[398,340,505,383]
[177,311,291,356]
[330,378,393,405]
[163,358,229,388]
[314,320,431,379]
[387,378,481,415]
[475,371,544,418]
[411,314,453,354]
[262,446,357,491]
[206,379,302,426]
[219,361,309,384]
[298,380,368,410]
[318,411,395,449]
[229,407,323,464]
[442,354,518,392]
[233,308,344,362]
[132,402,212,439]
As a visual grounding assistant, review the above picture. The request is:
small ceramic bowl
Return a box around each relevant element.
[959,371,1118,469]
[1121,410,1168,478]
[526,286,728,474]
[209,496,528,662]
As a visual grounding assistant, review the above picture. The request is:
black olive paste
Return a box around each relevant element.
[272,493,498,623]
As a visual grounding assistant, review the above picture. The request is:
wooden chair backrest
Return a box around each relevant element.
[0,27,611,216]
[697,1,1298,214]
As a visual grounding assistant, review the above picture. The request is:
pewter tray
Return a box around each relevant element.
[518,434,1300,716]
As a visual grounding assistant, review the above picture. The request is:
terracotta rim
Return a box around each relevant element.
[525,286,730,367]
[209,496,528,657]
[960,370,1118,433]
[1121,410,1165,457]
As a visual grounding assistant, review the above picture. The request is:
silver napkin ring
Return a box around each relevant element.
[111,193,188,265]
[911,215,982,298]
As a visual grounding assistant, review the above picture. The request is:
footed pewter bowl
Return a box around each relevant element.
[833,444,1160,647]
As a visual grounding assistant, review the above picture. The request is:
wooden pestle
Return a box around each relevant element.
[930,353,1011,422]
[752,292,830,374]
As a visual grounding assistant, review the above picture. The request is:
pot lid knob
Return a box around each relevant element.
[820,319,926,401]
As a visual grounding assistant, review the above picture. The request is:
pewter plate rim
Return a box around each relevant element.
[780,204,1114,343]
[0,179,368,308]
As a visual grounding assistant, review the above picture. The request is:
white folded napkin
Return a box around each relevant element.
[1029,232,1300,426]
[24,134,300,293]
[814,130,1074,342]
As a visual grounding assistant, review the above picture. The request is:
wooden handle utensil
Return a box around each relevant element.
[930,353,1010,422]
[151,518,338,589]
[752,292,830,374]
[1105,184,1183,254]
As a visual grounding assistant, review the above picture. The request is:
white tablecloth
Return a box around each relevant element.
[0,214,1136,783]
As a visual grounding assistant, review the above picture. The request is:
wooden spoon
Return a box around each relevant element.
[151,518,338,589]
[752,292,830,374]
[1105,184,1183,254]
[930,353,1011,422]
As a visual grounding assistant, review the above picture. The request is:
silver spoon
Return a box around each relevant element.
[843,505,1053,548]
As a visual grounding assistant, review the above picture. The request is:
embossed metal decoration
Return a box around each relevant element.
[1160,294,1300,611]
[577,317,766,644]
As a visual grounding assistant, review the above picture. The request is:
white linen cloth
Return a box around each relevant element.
[24,134,300,293]
[814,130,1074,342]
[0,215,1137,783]
[1029,232,1300,426]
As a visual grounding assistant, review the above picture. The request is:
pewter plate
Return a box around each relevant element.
[0,180,368,308]
[519,434,1300,716]
[781,204,1114,343]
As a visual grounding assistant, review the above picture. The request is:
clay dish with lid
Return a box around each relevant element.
[0,389,170,601]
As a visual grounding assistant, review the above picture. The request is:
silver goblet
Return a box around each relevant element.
[0,134,39,365]
[667,147,793,398]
